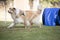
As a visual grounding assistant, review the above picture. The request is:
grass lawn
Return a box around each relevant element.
[0,21,60,40]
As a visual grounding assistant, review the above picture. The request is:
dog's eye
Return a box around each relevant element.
[13,8,16,10]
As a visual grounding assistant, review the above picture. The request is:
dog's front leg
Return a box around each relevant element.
[24,17,27,29]
[7,22,16,28]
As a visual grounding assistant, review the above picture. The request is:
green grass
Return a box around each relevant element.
[0,21,60,40]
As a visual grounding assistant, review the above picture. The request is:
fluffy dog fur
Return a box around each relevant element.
[7,7,42,28]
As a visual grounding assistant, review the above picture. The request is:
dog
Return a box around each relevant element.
[7,7,42,28]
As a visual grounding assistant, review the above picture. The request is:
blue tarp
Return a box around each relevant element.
[42,8,60,26]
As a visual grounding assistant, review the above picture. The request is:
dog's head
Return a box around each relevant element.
[8,7,16,14]
[8,7,25,16]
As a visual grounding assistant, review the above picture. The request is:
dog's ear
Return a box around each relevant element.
[13,8,16,10]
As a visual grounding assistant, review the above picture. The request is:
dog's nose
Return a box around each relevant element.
[8,10,10,13]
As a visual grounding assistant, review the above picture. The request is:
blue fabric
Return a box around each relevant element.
[42,8,60,26]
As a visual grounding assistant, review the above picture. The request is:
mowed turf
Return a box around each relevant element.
[0,21,60,40]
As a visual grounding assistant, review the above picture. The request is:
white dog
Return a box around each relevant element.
[7,7,43,28]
